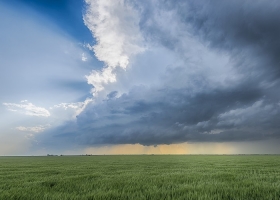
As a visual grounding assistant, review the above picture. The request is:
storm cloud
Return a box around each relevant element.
[38,0,280,149]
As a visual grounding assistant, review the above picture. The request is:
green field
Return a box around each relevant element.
[0,155,280,199]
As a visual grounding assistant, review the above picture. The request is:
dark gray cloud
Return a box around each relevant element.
[136,0,280,81]
[168,0,280,79]
[107,91,118,99]
[37,0,280,149]
[39,77,280,147]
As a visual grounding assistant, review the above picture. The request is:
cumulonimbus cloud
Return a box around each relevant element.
[36,0,280,151]
[84,0,144,95]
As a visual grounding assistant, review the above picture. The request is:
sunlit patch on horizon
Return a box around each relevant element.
[84,143,234,155]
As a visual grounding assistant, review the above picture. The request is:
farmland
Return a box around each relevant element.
[0,155,280,199]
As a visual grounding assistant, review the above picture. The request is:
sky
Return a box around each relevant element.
[1,0,280,155]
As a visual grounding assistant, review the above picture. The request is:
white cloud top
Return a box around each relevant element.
[84,0,144,95]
